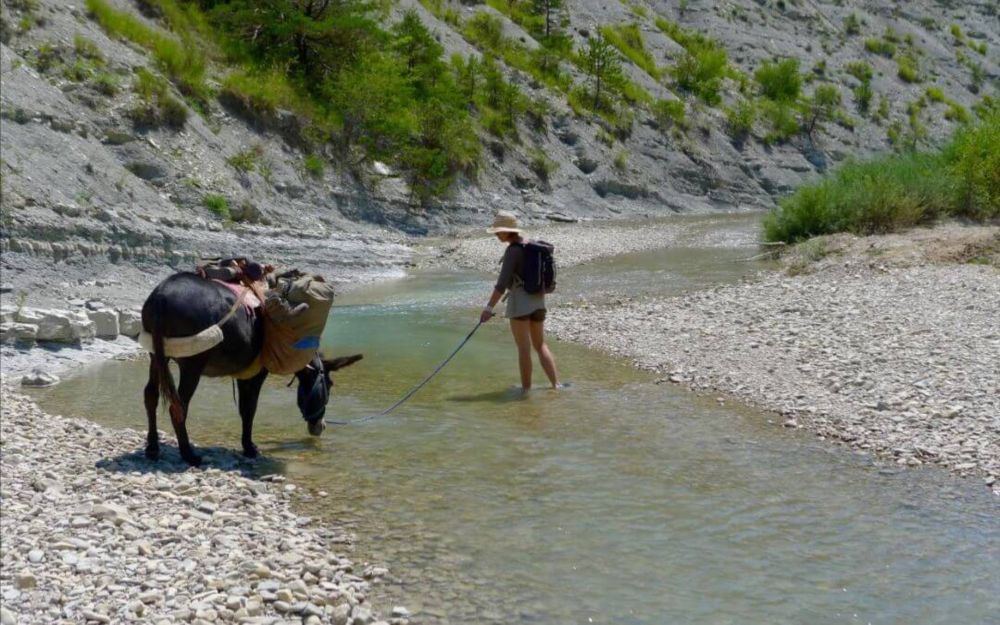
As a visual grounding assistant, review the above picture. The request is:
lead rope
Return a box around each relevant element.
[325,321,484,426]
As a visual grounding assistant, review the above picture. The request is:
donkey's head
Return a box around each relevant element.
[295,353,363,435]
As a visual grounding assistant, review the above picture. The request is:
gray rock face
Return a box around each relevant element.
[117,309,143,338]
[2,0,995,289]
[19,309,94,343]
[0,322,38,343]
[20,368,58,387]
[85,309,119,339]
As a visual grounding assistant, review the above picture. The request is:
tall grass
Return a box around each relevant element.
[763,115,999,242]
[85,0,208,103]
[600,23,661,79]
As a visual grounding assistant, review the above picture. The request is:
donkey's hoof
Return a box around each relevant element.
[182,452,203,467]
[242,444,259,459]
[145,445,160,461]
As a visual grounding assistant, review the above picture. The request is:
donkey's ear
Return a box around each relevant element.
[323,354,363,371]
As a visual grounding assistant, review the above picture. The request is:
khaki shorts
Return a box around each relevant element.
[512,308,547,322]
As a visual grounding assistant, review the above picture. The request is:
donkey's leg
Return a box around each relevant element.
[174,357,208,466]
[237,369,269,458]
[144,356,161,460]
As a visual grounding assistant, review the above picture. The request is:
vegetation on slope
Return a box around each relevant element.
[763,113,1000,243]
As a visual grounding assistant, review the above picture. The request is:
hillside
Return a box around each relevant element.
[0,0,997,302]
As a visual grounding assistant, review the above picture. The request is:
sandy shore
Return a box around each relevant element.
[0,390,406,625]
[543,224,1000,492]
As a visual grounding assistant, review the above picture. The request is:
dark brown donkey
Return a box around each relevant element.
[142,273,361,465]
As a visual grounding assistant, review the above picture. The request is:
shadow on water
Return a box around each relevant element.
[446,387,527,403]
[96,443,287,478]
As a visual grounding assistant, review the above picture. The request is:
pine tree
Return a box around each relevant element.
[531,0,564,40]
[582,34,622,109]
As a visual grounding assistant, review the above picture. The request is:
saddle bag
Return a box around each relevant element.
[260,272,335,375]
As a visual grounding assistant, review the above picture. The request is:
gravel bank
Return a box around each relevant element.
[548,255,1000,492]
[0,390,405,625]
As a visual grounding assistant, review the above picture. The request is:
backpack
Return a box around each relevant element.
[514,240,556,294]
[260,272,335,375]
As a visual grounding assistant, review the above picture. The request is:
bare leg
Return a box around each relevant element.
[509,318,533,392]
[529,320,560,388]
[144,357,160,460]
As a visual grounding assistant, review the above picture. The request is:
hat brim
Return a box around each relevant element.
[486,226,523,234]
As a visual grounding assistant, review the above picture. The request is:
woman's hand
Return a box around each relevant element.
[480,308,495,323]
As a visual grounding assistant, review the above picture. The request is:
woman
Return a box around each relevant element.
[480,211,560,392]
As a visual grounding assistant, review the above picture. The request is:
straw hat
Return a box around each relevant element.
[486,210,523,234]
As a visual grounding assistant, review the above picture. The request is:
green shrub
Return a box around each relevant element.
[843,13,861,36]
[755,58,801,102]
[896,52,920,83]
[601,23,660,79]
[651,98,686,131]
[925,87,946,103]
[973,96,999,120]
[803,84,842,136]
[876,95,891,122]
[92,72,119,95]
[159,95,188,128]
[63,60,93,82]
[528,148,558,182]
[656,19,730,106]
[466,12,504,50]
[950,23,963,43]
[945,102,970,124]
[303,154,324,179]
[86,0,208,104]
[73,34,103,61]
[227,145,263,173]
[725,99,757,140]
[761,100,799,144]
[129,68,188,129]
[853,81,873,114]
[763,115,999,242]
[864,38,896,57]
[845,61,873,83]
[918,17,937,31]
[671,44,729,105]
[946,113,1000,218]
[34,43,62,73]
[203,194,230,220]
[613,150,628,173]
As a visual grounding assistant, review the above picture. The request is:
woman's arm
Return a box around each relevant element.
[480,288,504,323]
[482,247,517,322]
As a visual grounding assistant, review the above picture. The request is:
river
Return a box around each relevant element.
[30,214,1000,624]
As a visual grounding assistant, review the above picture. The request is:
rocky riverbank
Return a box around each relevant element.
[0,389,408,625]
[542,223,1000,492]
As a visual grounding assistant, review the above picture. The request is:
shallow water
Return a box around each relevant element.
[31,214,1000,624]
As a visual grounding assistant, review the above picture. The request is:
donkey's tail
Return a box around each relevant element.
[150,293,184,426]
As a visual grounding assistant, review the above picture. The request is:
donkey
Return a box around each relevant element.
[142,272,362,465]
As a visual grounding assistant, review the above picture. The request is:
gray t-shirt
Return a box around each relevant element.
[496,243,546,319]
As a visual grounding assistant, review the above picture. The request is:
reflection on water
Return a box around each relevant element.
[30,215,1000,624]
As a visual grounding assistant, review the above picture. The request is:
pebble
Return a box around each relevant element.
[15,571,37,589]
[0,390,401,625]
[547,246,1000,491]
